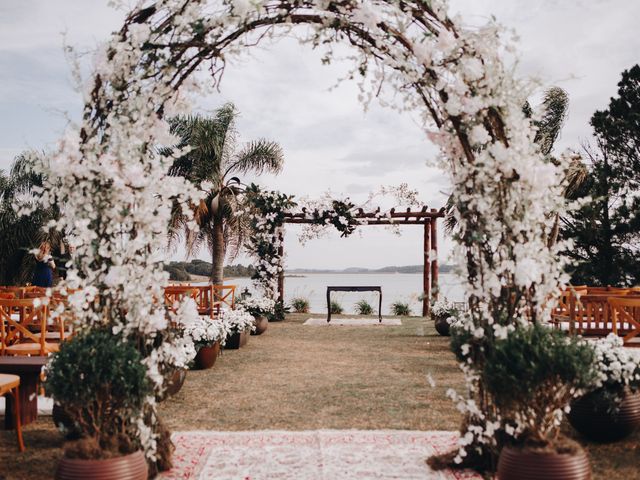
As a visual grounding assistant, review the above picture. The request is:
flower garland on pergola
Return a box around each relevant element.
[243,183,436,305]
[37,0,571,473]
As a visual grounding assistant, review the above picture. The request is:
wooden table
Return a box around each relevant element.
[326,286,382,323]
[0,356,48,429]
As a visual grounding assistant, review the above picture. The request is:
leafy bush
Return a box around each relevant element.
[580,334,640,414]
[430,298,459,320]
[330,300,344,314]
[290,297,310,313]
[483,323,596,444]
[45,328,150,458]
[267,299,290,321]
[391,301,411,316]
[355,299,374,315]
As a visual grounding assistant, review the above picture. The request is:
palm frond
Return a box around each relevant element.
[534,87,569,156]
[563,156,589,199]
[225,139,284,178]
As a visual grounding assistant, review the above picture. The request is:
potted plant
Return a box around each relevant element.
[184,316,229,370]
[481,323,596,480]
[391,301,411,317]
[237,296,275,335]
[267,299,290,322]
[45,328,150,480]
[355,299,374,315]
[220,308,255,349]
[430,298,459,336]
[568,334,640,442]
[158,325,198,399]
[291,297,310,313]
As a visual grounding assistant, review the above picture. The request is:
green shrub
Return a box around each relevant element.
[267,299,290,321]
[45,328,150,458]
[290,297,310,313]
[330,300,344,314]
[483,323,596,443]
[355,299,374,315]
[391,301,411,316]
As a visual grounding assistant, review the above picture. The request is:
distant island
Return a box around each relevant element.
[287,264,456,274]
[166,260,456,281]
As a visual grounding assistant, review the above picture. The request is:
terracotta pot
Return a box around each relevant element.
[56,450,148,480]
[193,342,221,370]
[568,389,640,442]
[225,330,248,349]
[433,314,450,336]
[497,445,591,480]
[251,316,268,335]
[163,368,187,398]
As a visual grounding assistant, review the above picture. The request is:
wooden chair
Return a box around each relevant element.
[587,286,632,295]
[164,285,223,319]
[0,286,40,299]
[212,285,236,310]
[164,286,200,312]
[0,373,24,451]
[22,293,72,342]
[551,285,587,332]
[609,297,640,346]
[0,298,58,356]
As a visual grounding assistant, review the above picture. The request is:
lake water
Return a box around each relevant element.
[228,272,465,315]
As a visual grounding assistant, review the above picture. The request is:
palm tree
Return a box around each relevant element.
[0,151,63,284]
[165,103,284,284]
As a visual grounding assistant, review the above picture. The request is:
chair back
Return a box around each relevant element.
[608,297,640,345]
[0,298,49,355]
[212,285,236,310]
[164,285,228,318]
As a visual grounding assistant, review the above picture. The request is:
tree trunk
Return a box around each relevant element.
[600,152,613,285]
[210,220,225,285]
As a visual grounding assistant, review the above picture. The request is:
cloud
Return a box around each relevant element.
[1,1,638,267]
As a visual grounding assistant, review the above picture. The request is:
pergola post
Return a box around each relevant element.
[277,231,285,303]
[423,219,431,317]
[430,209,439,302]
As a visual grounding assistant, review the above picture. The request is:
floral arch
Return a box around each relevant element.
[40,0,571,472]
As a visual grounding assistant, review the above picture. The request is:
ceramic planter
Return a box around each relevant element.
[56,450,148,480]
[497,445,591,480]
[251,316,268,335]
[163,368,187,398]
[225,330,248,349]
[568,389,640,442]
[433,314,450,336]
[192,341,221,370]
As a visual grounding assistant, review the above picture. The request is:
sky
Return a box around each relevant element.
[1,0,638,270]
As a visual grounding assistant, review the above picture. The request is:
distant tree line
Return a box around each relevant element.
[164,260,256,281]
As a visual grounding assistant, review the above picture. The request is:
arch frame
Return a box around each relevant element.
[38,0,572,471]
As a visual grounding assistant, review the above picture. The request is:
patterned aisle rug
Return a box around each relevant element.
[159,430,480,480]
[303,318,402,326]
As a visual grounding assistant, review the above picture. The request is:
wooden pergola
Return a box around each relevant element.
[280,206,445,316]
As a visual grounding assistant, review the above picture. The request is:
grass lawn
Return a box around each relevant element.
[1,313,638,479]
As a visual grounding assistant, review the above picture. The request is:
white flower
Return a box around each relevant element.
[469,125,491,146]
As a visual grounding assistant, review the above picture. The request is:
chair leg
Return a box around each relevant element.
[12,387,25,452]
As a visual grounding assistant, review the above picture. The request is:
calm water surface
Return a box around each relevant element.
[228,272,464,315]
